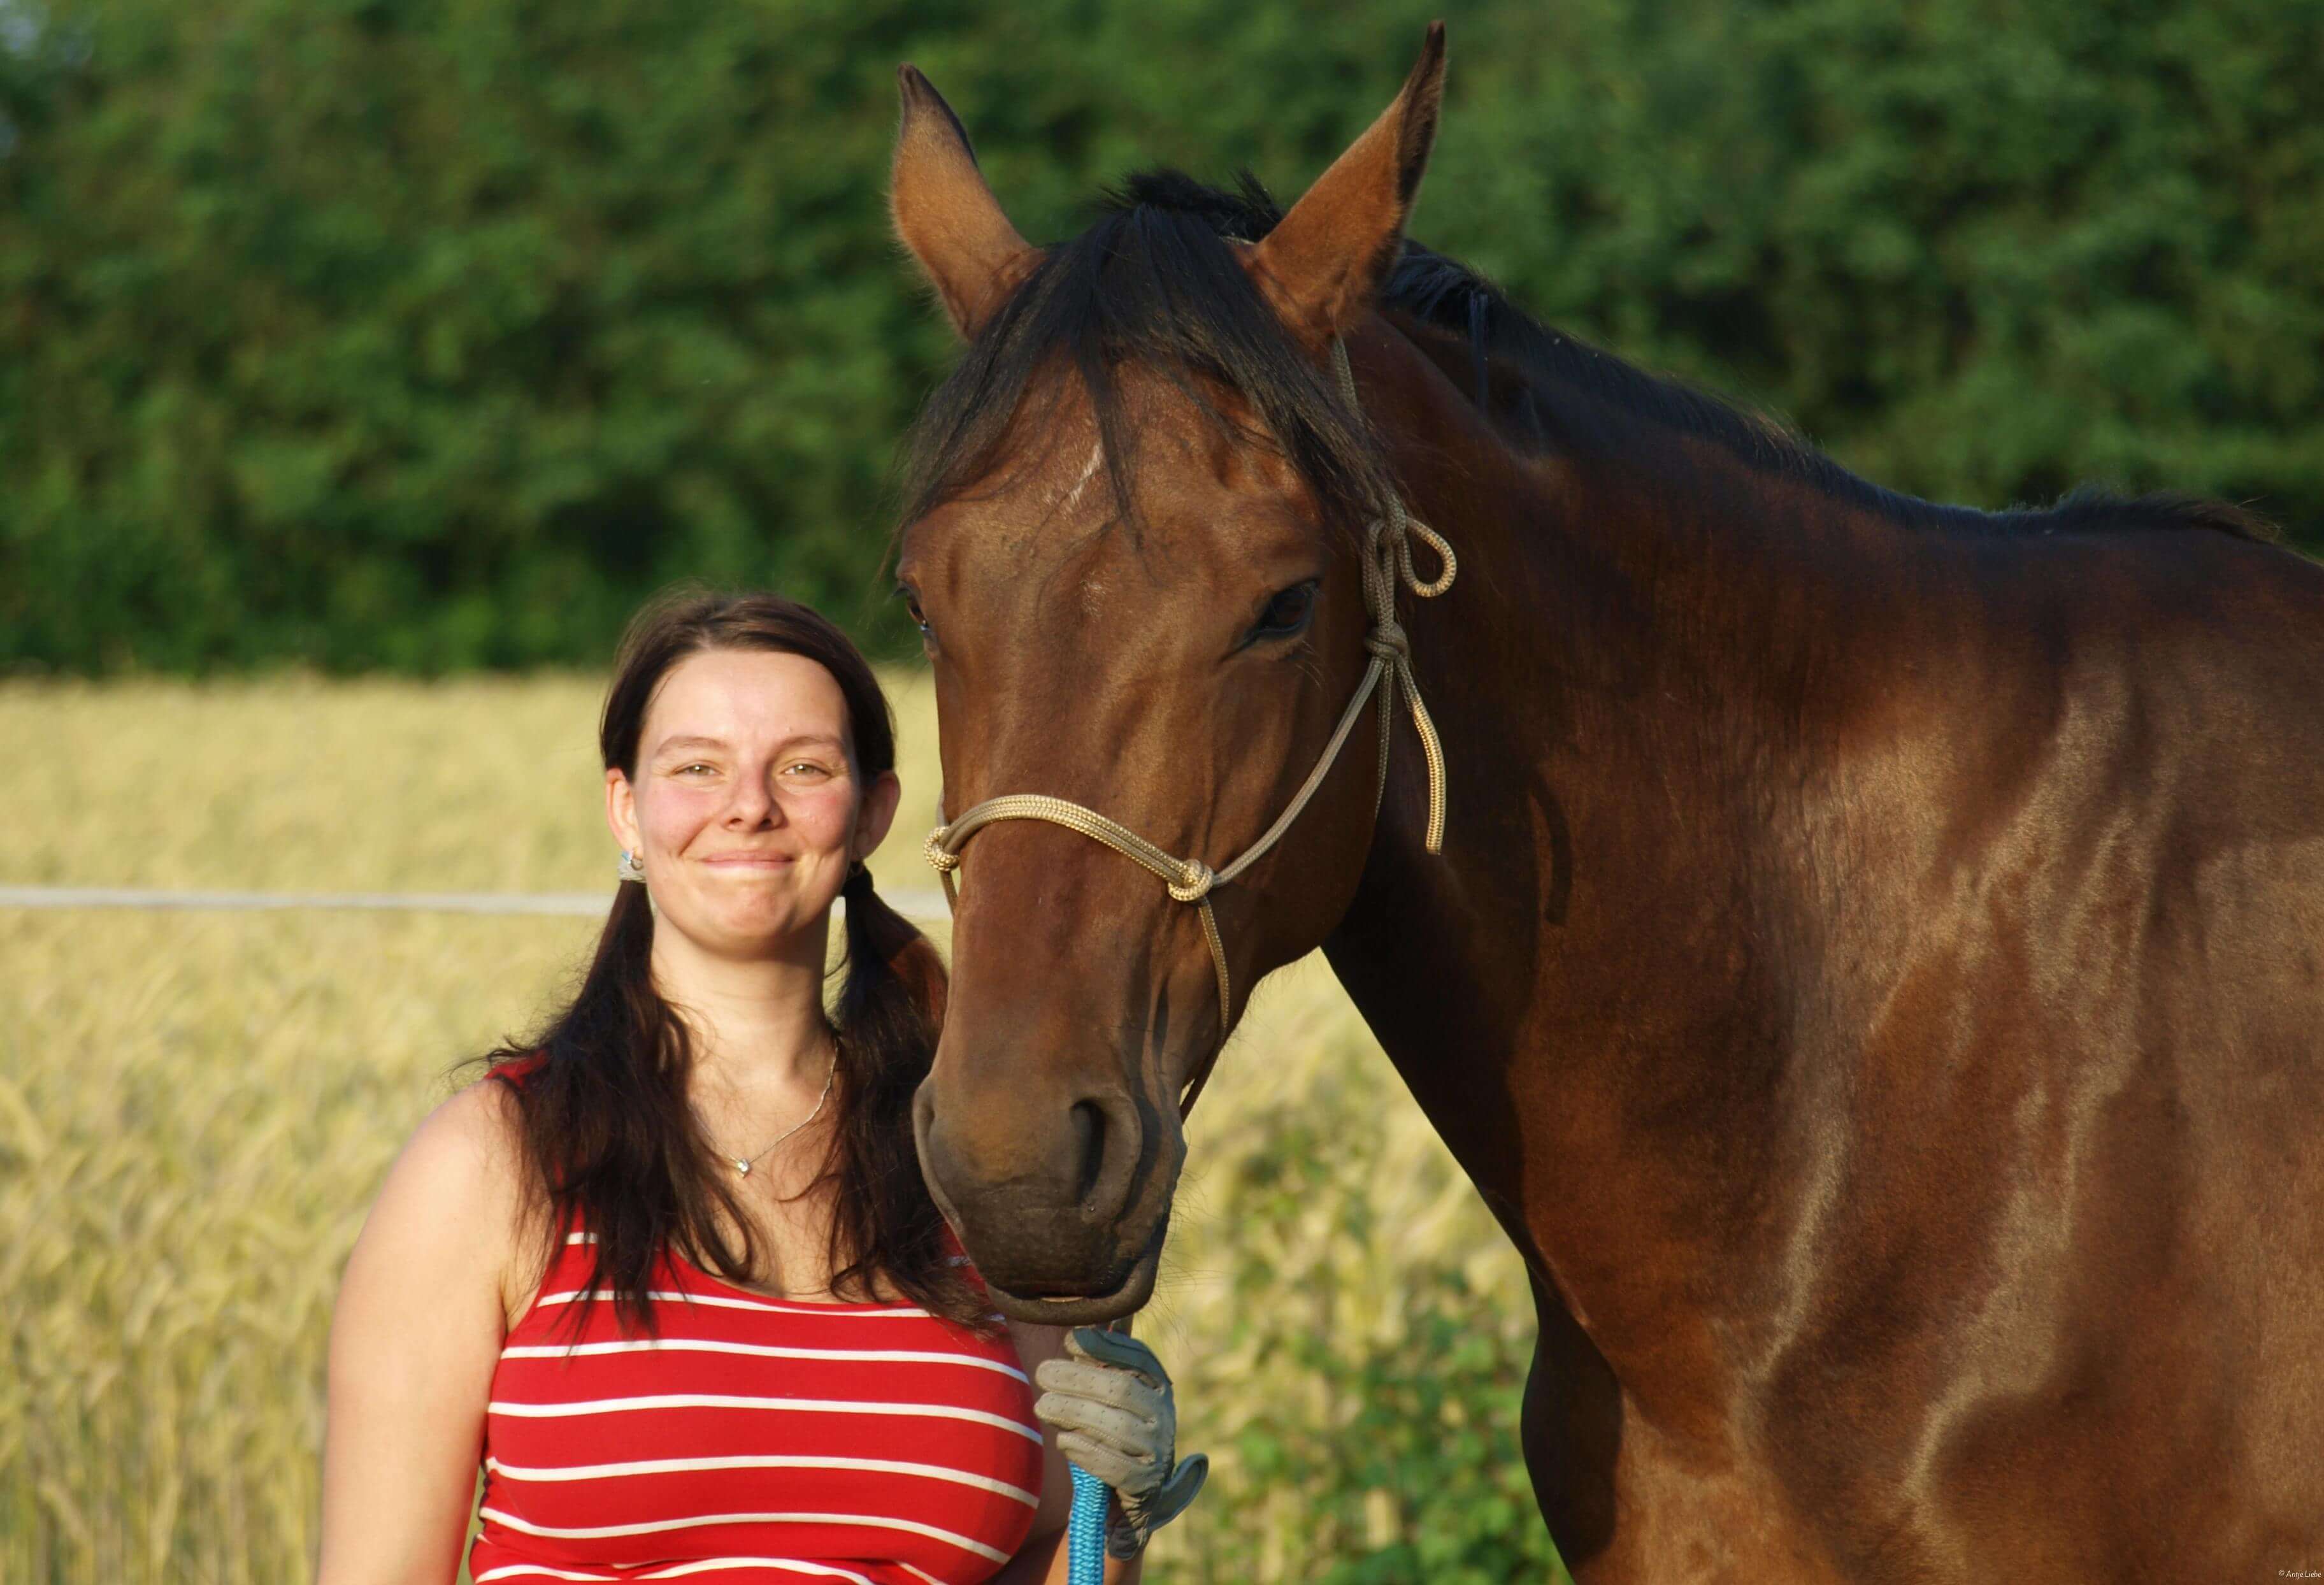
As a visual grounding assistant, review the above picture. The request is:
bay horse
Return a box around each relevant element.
[891,26,2324,1580]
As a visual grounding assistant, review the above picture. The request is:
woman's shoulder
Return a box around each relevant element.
[353,1069,543,1310]
[383,1075,531,1237]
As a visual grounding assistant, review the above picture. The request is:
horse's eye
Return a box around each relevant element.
[1251,580,1319,640]
[899,586,932,639]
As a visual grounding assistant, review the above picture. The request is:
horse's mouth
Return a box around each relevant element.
[980,1216,1168,1326]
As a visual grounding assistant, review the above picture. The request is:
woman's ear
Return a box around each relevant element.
[605,767,642,854]
[854,769,904,863]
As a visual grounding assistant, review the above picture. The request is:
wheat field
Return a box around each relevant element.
[0,673,1566,1584]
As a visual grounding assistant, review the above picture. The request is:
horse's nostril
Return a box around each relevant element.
[1070,1100,1105,1207]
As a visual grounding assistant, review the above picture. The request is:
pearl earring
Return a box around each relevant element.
[617,848,647,884]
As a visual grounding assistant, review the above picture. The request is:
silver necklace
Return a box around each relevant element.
[708,1044,838,1178]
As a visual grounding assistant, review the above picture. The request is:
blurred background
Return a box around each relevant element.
[3,0,2320,674]
[3,0,2320,1581]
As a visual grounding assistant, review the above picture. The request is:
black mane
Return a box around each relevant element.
[901,169,2269,544]
[1381,242,2270,542]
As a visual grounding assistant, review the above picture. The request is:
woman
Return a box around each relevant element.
[319,590,1205,1584]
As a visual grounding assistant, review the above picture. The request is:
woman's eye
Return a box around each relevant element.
[784,761,831,778]
[1251,580,1319,640]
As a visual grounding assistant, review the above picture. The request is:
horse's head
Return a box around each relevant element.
[891,29,1449,1322]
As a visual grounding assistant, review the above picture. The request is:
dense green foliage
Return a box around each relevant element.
[4,0,2319,671]
[1163,1004,1573,1584]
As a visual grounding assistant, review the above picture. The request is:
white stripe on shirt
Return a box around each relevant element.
[498,1337,1025,1381]
[485,1452,1037,1507]
[478,1505,1010,1564]
[531,1286,936,1320]
[486,1393,1042,1444]
[640,1561,879,1584]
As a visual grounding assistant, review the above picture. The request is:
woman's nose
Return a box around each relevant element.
[724,772,781,826]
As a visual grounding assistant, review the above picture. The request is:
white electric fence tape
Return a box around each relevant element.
[0,885,953,922]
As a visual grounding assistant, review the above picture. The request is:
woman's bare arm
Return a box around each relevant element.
[317,1081,527,1585]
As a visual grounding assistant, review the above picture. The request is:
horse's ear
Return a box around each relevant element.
[891,65,1036,340]
[1247,24,1446,347]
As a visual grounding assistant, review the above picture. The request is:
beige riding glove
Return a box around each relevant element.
[1033,1326,1210,1558]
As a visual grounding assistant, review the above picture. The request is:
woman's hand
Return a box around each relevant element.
[1032,1327,1209,1559]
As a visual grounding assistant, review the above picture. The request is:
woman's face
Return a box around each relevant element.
[605,647,900,961]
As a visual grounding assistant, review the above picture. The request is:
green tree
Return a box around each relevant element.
[3,0,2317,673]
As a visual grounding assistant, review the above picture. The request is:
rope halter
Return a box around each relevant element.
[923,337,1456,1114]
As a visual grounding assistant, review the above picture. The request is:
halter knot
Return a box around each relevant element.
[923,829,961,873]
[1168,859,1217,903]
[1364,620,1411,663]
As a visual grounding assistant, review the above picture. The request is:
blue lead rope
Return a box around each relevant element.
[1067,1461,1110,1584]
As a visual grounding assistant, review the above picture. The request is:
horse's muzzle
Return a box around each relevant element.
[912,1073,1182,1320]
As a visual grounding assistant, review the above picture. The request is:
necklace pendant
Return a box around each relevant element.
[704,1043,838,1187]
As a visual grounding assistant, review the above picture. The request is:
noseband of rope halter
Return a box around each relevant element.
[922,338,1456,1114]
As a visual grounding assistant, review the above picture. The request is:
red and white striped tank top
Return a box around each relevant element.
[467,1224,1044,1585]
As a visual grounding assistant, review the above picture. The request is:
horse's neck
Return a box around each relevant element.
[1323,362,1902,1425]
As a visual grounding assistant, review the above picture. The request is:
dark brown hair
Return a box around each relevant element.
[473,587,979,1337]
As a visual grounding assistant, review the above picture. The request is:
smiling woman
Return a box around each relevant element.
[315,588,1205,1585]
[608,649,884,965]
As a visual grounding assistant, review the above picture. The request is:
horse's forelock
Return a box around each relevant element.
[896,171,1395,550]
